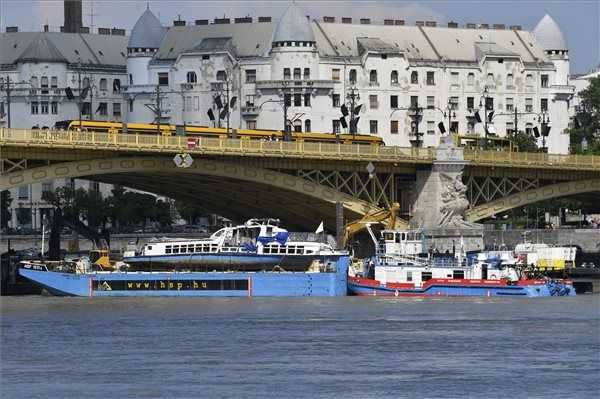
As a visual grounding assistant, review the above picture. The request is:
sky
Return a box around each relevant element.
[0,0,598,73]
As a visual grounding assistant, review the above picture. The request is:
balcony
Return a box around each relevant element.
[255,79,337,91]
[241,105,259,116]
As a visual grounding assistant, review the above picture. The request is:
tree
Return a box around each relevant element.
[512,131,539,153]
[570,75,600,154]
[0,190,12,230]
[174,200,206,225]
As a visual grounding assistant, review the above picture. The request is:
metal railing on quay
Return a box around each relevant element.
[1,128,598,169]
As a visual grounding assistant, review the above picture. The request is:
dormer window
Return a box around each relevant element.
[186,71,197,84]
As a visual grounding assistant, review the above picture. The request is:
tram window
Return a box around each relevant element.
[453,270,464,279]
[422,272,432,281]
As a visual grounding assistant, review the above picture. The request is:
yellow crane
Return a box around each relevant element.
[342,202,408,247]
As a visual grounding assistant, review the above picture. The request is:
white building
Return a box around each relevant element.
[126,3,574,153]
[0,28,128,230]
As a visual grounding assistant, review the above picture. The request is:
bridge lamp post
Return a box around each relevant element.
[345,85,361,137]
[433,103,456,135]
[538,111,550,152]
[477,86,493,149]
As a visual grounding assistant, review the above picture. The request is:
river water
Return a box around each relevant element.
[1,295,599,399]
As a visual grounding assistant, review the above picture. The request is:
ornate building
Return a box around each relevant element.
[126,3,574,154]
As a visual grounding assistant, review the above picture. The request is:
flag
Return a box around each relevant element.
[315,221,324,234]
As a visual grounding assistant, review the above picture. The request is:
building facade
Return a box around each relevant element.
[126,3,574,153]
[0,28,128,230]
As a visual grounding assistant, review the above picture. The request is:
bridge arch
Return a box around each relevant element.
[0,157,381,229]
[465,179,600,222]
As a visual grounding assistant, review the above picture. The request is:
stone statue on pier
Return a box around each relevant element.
[438,172,481,229]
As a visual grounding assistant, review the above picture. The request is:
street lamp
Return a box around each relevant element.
[389,104,423,147]
[477,86,493,148]
[344,85,361,136]
[538,111,550,151]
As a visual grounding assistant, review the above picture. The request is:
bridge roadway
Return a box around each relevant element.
[1,128,599,229]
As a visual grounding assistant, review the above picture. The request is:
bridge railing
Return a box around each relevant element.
[0,128,436,162]
[1,128,599,170]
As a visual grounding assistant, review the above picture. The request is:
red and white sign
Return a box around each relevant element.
[187,137,198,150]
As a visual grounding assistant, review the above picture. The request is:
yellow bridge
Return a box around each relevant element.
[1,128,599,229]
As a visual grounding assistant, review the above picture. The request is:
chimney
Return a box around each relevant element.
[448,21,458,28]
[63,0,83,33]
[342,17,352,24]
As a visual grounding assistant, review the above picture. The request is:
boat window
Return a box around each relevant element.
[264,246,271,254]
[453,270,464,279]
[306,250,313,254]
[172,246,180,254]
[210,245,218,252]
[297,246,304,254]
[202,244,209,252]
[266,226,273,234]
[165,245,172,254]
[195,245,202,252]
[147,246,153,250]
[383,232,394,241]
[422,271,432,281]
[406,271,412,281]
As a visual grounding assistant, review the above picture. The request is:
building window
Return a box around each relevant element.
[390,70,398,85]
[113,102,121,117]
[349,69,357,84]
[526,74,533,86]
[426,71,435,85]
[31,101,39,115]
[247,120,257,130]
[391,120,399,134]
[451,121,458,133]
[467,97,474,110]
[293,120,302,132]
[506,122,515,135]
[294,94,302,107]
[97,102,108,116]
[541,98,548,111]
[113,79,121,93]
[487,73,494,86]
[50,76,58,89]
[129,99,134,112]
[99,78,107,91]
[158,72,169,86]
[129,74,133,85]
[369,95,378,109]
[526,123,533,135]
[41,76,49,94]
[18,185,29,200]
[283,68,291,80]
[187,71,197,84]
[332,94,340,107]
[293,68,301,80]
[0,102,4,117]
[427,121,435,135]
[304,93,311,107]
[449,97,459,110]
[305,119,311,132]
[303,68,310,80]
[541,74,549,88]
[41,182,53,194]
[507,73,514,88]
[467,121,475,134]
[41,101,49,114]
[82,102,91,116]
[216,70,226,81]
[410,96,419,108]
[525,98,533,112]
[332,68,340,81]
[332,119,341,134]
[467,72,474,86]
[370,70,378,85]
[369,120,378,134]
[245,95,255,107]
[450,72,459,85]
[411,71,418,84]
[245,69,256,83]
[390,95,398,109]
[427,96,434,109]
[284,93,292,107]
[506,97,514,111]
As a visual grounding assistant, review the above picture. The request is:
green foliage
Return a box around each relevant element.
[512,131,539,153]
[175,200,206,225]
[570,75,600,154]
[0,190,12,229]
